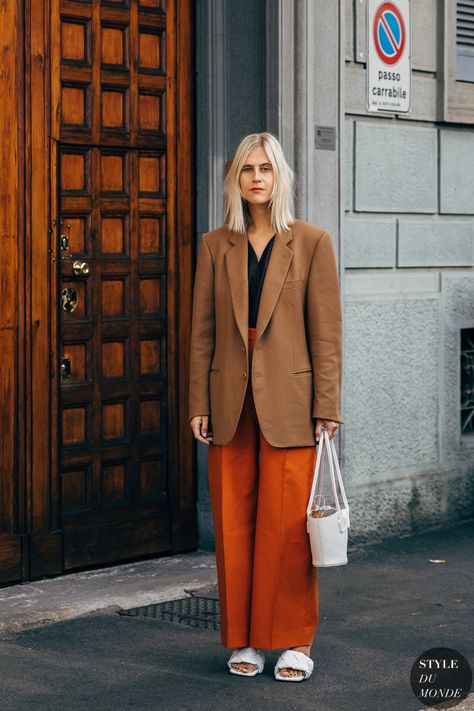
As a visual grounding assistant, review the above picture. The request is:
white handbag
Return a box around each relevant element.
[306,428,350,567]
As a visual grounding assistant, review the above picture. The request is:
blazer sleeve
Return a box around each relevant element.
[188,233,215,423]
[306,230,344,424]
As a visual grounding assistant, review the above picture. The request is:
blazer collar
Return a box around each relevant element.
[227,226,293,246]
[224,226,294,346]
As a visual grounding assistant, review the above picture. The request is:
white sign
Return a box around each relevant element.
[367,0,411,113]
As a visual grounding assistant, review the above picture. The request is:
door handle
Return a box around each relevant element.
[73,260,90,276]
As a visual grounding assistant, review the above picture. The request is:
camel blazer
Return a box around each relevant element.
[188,218,344,447]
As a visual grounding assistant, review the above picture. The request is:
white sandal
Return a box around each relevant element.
[227,646,265,676]
[274,649,314,682]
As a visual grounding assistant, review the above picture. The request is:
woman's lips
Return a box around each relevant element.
[251,188,263,191]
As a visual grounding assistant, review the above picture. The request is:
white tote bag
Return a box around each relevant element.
[306,428,350,567]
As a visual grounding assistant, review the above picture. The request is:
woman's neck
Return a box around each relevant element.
[247,203,274,236]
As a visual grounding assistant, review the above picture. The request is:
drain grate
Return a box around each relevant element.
[117,592,221,630]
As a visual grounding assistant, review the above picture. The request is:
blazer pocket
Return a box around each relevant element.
[282,278,303,289]
[291,367,313,376]
[210,368,220,373]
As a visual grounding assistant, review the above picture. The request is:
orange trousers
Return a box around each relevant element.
[207,326,319,649]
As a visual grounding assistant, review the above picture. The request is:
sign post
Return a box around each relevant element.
[367,0,411,113]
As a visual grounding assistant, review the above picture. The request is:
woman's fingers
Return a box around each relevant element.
[190,415,213,445]
[315,419,339,441]
[200,416,213,444]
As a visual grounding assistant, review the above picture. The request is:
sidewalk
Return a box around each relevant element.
[0,519,472,711]
[0,549,217,637]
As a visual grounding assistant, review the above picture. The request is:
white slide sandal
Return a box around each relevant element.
[227,646,265,676]
[274,649,314,681]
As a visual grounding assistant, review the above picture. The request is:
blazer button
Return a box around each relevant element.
[243,372,247,379]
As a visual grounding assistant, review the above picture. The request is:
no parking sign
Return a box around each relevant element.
[367,0,411,113]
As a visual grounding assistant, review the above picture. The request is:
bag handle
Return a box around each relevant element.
[306,428,350,528]
[306,427,329,519]
[325,428,340,510]
[328,433,350,527]
[312,429,350,533]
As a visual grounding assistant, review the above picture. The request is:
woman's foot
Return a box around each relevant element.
[230,648,258,674]
[228,647,264,676]
[277,644,312,678]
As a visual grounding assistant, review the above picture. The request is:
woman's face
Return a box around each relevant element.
[239,146,274,206]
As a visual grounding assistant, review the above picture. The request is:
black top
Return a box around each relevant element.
[248,235,275,328]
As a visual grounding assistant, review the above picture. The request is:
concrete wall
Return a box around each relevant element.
[194,0,474,551]
[344,0,474,542]
[195,0,267,549]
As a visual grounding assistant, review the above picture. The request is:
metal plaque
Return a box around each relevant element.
[315,126,336,150]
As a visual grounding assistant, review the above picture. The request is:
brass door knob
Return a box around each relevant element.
[73,260,90,276]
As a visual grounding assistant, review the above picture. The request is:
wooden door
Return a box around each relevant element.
[51,0,194,571]
[0,0,194,586]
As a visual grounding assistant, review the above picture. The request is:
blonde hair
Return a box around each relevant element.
[223,132,295,234]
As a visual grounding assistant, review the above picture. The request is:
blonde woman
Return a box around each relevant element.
[189,132,344,682]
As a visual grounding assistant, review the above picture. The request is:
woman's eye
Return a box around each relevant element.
[241,166,271,173]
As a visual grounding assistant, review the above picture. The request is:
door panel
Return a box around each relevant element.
[56,1,168,149]
[54,0,191,570]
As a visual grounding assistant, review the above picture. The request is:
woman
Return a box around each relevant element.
[188,132,344,682]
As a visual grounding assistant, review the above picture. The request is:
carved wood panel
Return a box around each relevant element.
[53,0,192,570]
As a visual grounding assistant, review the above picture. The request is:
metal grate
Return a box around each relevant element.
[457,0,474,47]
[457,1,474,81]
[461,328,474,434]
[117,591,221,630]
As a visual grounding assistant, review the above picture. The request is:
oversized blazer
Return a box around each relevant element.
[188,218,344,447]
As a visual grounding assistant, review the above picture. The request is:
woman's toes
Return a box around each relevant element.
[278,667,304,677]
[231,662,257,673]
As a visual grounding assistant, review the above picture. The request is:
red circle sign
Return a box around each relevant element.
[373,2,406,65]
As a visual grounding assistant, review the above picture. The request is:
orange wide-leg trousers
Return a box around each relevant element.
[207,326,319,649]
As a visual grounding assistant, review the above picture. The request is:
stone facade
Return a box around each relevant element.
[195,0,474,549]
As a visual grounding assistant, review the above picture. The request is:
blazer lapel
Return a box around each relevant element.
[225,226,294,347]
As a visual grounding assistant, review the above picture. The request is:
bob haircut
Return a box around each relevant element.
[223,132,295,235]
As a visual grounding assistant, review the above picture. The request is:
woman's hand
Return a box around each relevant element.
[315,418,339,443]
[190,415,213,445]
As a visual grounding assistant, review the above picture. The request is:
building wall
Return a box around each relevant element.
[194,0,474,550]
[195,0,267,549]
[344,0,474,542]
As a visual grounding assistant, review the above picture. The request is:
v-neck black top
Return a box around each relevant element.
[248,235,276,328]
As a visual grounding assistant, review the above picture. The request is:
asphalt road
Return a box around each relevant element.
[0,519,472,711]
